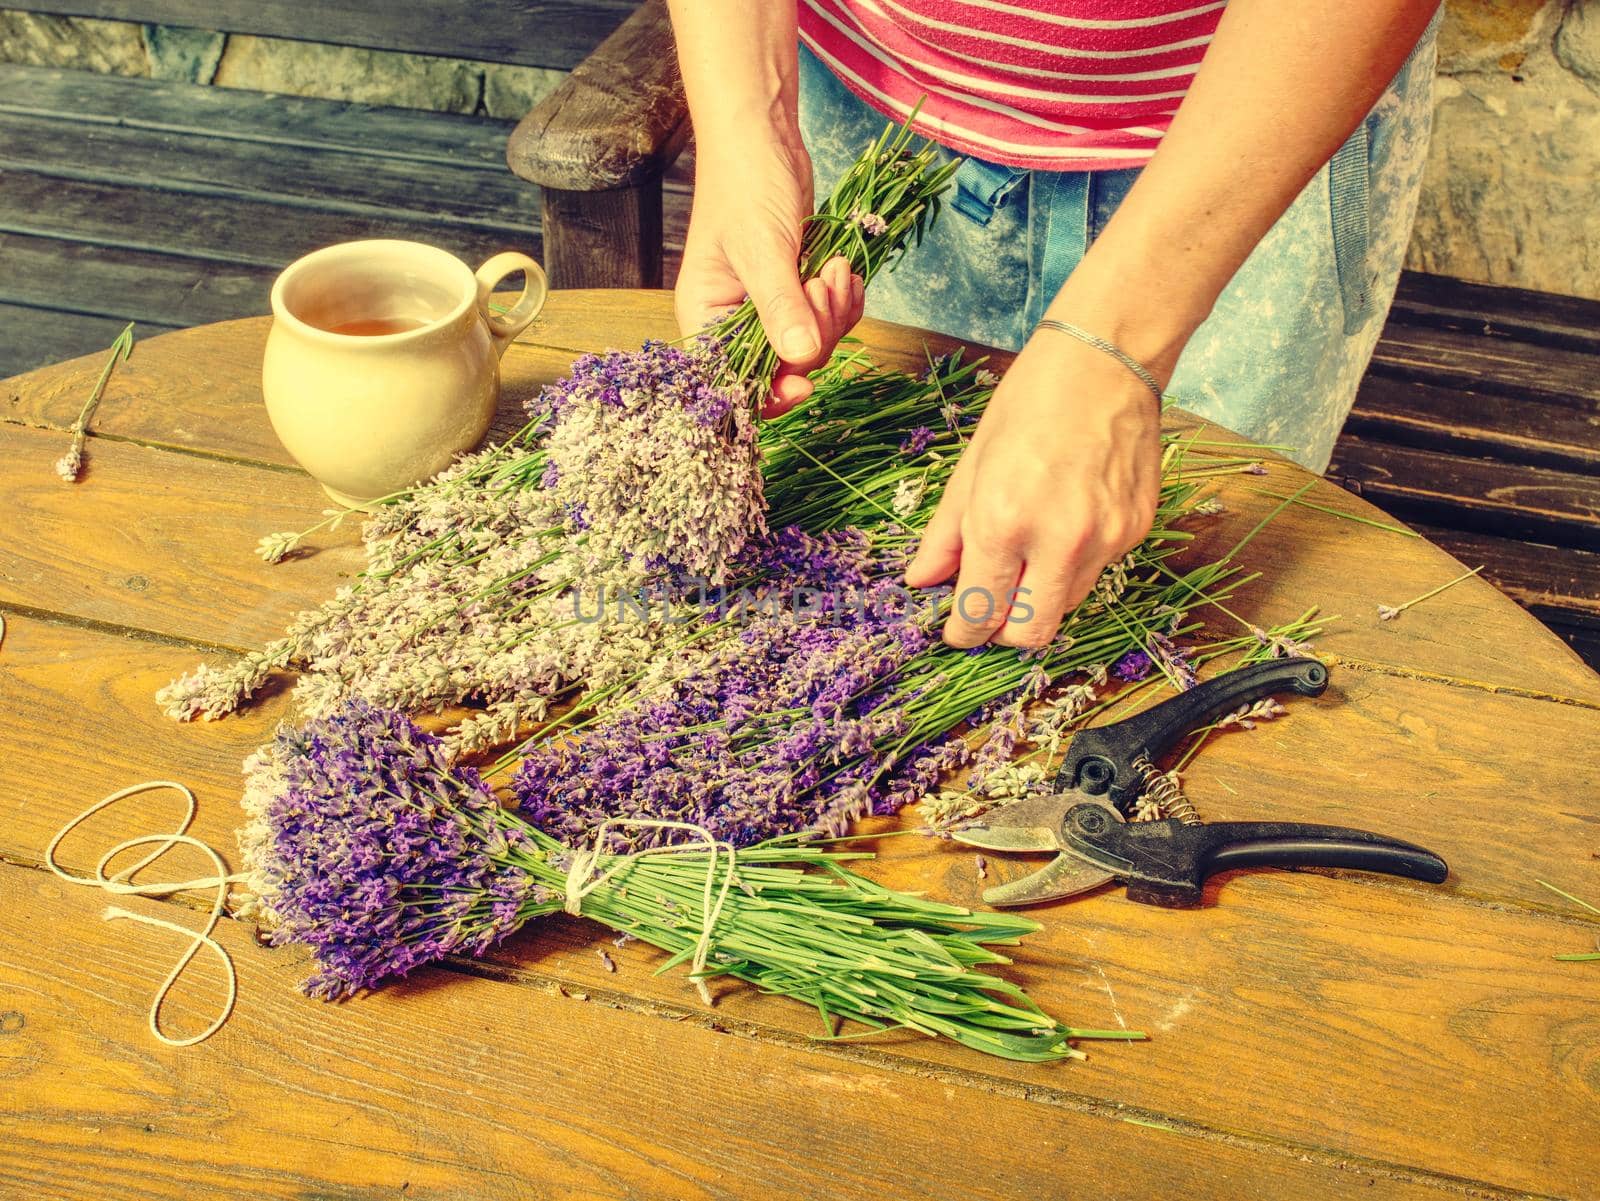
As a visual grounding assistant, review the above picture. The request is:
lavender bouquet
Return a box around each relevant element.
[158,118,959,751]
[239,698,1136,1062]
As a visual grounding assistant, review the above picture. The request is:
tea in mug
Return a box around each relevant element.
[325,316,432,337]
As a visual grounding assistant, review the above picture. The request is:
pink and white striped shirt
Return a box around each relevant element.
[798,0,1227,171]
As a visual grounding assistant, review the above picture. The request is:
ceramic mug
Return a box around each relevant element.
[263,239,547,507]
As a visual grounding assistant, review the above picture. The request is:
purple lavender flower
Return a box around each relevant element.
[512,584,934,851]
[1146,631,1199,690]
[900,426,935,456]
[739,525,878,591]
[238,700,558,999]
[1112,649,1153,682]
[966,700,1028,791]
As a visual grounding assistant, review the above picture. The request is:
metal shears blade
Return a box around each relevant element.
[949,792,1075,854]
[951,793,1122,905]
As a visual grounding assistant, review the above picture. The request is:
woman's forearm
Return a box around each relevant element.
[667,0,803,159]
[1055,0,1440,374]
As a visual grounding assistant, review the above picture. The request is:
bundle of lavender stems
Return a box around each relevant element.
[240,699,1137,1061]
[165,118,1319,1060]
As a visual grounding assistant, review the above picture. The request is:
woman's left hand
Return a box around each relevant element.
[904,331,1165,648]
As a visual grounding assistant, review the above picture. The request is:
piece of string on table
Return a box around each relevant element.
[45,780,246,1048]
[563,818,736,1006]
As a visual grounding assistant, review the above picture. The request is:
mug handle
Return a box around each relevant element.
[474,251,549,357]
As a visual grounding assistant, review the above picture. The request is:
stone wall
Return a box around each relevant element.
[2,3,1596,299]
[0,9,563,117]
[1412,0,1600,299]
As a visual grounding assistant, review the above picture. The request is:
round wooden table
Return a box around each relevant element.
[3,293,1598,1200]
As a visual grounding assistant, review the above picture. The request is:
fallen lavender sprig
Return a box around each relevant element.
[54,321,134,482]
[1376,565,1484,622]
[239,699,1138,1061]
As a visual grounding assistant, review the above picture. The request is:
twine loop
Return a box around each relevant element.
[562,819,737,1006]
[45,780,245,1047]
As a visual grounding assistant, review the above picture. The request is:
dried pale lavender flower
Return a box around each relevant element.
[851,209,889,236]
[527,337,764,583]
[1250,624,1316,659]
[157,648,289,722]
[974,759,1050,801]
[892,475,927,516]
[255,532,298,565]
[920,788,997,833]
[1215,697,1288,731]
[1095,553,1135,606]
[54,446,82,483]
[1027,680,1100,756]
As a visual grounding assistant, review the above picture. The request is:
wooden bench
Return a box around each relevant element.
[1333,275,1600,669]
[0,0,687,378]
[3,2,1596,667]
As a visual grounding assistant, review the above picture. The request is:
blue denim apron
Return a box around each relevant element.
[797,12,1440,472]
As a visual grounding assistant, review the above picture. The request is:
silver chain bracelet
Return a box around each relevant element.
[1032,318,1164,404]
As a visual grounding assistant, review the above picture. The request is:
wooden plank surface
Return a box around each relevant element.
[0,231,278,329]
[4,296,1600,1199]
[1,860,1491,1201]
[0,62,520,171]
[1331,435,1600,552]
[1348,376,1600,475]
[0,110,538,231]
[1391,269,1600,356]
[3,613,1600,1196]
[1369,325,1600,409]
[0,302,178,383]
[0,171,541,273]
[0,0,636,70]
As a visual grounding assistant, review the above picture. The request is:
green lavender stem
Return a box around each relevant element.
[467,807,1143,1062]
[710,113,958,394]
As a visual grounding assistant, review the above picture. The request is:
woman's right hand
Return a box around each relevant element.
[675,131,864,414]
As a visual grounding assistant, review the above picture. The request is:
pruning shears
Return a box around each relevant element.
[952,658,1450,908]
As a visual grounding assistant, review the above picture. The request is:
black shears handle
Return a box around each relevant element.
[1057,657,1330,810]
[1060,804,1451,909]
